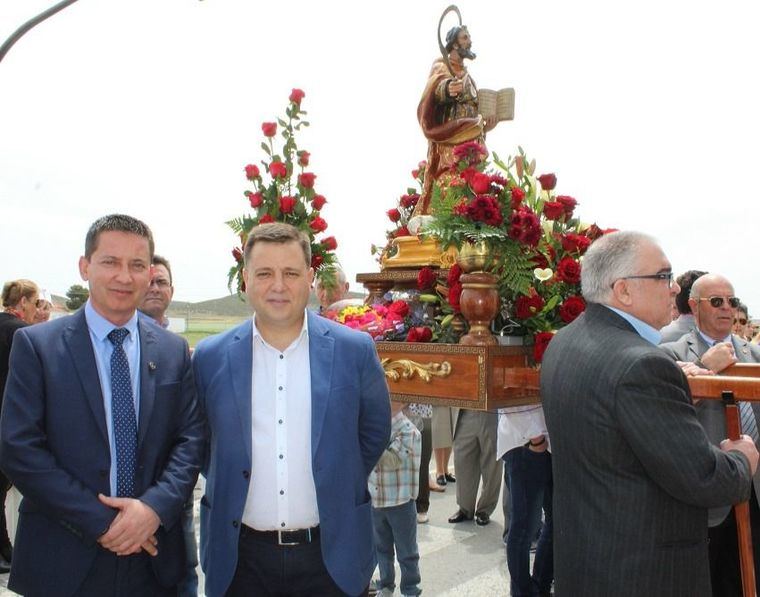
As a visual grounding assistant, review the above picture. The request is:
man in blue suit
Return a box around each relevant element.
[0,214,205,596]
[193,222,391,597]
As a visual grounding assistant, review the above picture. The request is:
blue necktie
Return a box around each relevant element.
[107,328,137,497]
[740,401,759,444]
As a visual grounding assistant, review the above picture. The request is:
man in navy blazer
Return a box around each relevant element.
[0,214,205,596]
[193,223,391,597]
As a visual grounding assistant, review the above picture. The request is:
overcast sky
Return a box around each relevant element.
[1,0,758,310]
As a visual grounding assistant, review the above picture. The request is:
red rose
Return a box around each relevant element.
[259,214,274,224]
[559,295,586,323]
[582,223,604,241]
[245,164,260,180]
[232,247,243,262]
[261,122,277,137]
[298,172,316,189]
[387,208,401,223]
[561,233,591,255]
[555,257,581,284]
[393,226,411,237]
[289,88,305,105]
[417,266,437,290]
[311,195,327,210]
[298,150,310,167]
[537,173,557,191]
[311,254,323,269]
[542,201,565,220]
[533,331,555,363]
[515,291,545,320]
[248,191,264,208]
[448,281,462,312]
[321,236,338,251]
[270,161,287,179]
[388,300,410,318]
[279,195,297,214]
[400,194,420,208]
[510,187,525,208]
[447,263,462,286]
[470,172,492,194]
[406,326,433,343]
[309,216,328,233]
[556,195,577,217]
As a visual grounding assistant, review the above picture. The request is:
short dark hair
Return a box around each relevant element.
[736,302,749,318]
[675,270,707,314]
[445,25,469,53]
[84,214,154,259]
[152,254,173,285]
[243,223,311,267]
[2,279,38,308]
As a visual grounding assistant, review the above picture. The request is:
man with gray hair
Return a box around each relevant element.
[313,267,350,313]
[661,273,760,595]
[541,231,757,596]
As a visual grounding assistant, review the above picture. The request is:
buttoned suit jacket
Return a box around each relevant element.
[192,311,391,597]
[660,330,760,525]
[541,303,752,597]
[0,308,206,597]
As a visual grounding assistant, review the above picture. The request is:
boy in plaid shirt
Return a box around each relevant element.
[369,401,423,596]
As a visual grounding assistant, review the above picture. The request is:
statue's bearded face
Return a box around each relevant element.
[455,29,476,60]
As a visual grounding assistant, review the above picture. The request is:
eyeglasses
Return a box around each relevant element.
[614,272,675,288]
[149,279,171,288]
[698,296,741,309]
[735,318,748,325]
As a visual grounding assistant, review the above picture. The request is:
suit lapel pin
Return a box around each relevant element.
[148,362,157,371]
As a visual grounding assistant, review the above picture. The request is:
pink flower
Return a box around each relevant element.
[289,88,305,105]
[269,161,287,179]
[298,172,316,189]
[245,164,260,180]
[262,122,277,137]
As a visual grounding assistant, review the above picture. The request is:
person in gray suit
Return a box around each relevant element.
[659,269,706,343]
[661,273,760,596]
[541,231,758,597]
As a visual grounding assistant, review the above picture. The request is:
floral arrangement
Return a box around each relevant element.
[227,89,339,294]
[422,144,615,362]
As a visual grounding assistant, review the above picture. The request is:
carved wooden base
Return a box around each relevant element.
[458,272,499,346]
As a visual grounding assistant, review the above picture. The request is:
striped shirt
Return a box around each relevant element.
[369,411,421,508]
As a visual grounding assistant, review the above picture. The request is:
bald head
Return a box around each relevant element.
[689,273,738,342]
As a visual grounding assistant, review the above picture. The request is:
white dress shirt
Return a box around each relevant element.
[497,405,550,460]
[242,313,319,531]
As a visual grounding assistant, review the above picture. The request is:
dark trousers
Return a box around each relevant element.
[178,497,198,597]
[226,525,366,597]
[416,417,432,514]
[503,447,553,597]
[75,549,174,597]
[708,487,760,597]
[0,471,11,553]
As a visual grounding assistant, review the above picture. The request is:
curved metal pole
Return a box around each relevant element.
[0,0,79,65]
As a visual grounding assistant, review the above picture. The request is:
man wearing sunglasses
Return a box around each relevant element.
[661,273,760,596]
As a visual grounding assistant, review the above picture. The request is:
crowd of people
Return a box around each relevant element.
[1,216,760,597]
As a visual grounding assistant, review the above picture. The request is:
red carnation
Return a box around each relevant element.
[490,174,508,187]
[387,208,401,223]
[393,226,411,238]
[453,141,488,165]
[510,187,525,208]
[388,300,410,318]
[447,264,462,286]
[532,252,549,269]
[311,195,327,210]
[417,267,437,291]
[533,331,555,363]
[262,122,277,137]
[559,295,586,323]
[448,281,463,312]
[460,167,478,185]
[555,257,581,284]
[311,254,323,269]
[508,207,541,247]
[298,150,310,167]
[259,214,274,224]
[543,201,565,220]
[400,194,420,208]
[245,164,260,180]
[466,194,503,227]
[279,195,297,214]
[248,192,264,208]
[515,291,545,320]
[289,88,305,105]
[298,172,316,189]
[232,247,243,262]
[556,195,577,217]
[561,233,591,255]
[321,236,338,251]
[270,161,287,179]
[406,326,433,343]
[309,216,328,233]
[470,172,492,194]
[537,173,557,191]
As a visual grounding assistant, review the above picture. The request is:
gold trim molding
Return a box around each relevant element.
[381,358,452,382]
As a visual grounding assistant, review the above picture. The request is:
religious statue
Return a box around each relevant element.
[413,7,512,220]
